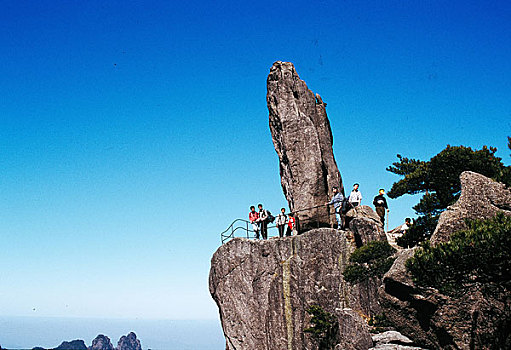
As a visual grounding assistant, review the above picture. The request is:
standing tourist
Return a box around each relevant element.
[249,206,260,239]
[275,208,287,238]
[348,183,362,208]
[326,186,344,229]
[373,189,389,228]
[286,214,296,236]
[257,203,269,240]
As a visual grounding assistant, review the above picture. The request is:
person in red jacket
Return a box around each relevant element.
[249,206,260,239]
[286,214,296,236]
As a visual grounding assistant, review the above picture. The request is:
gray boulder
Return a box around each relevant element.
[369,330,426,350]
[116,333,141,350]
[346,205,386,247]
[431,170,511,245]
[209,229,376,350]
[267,61,343,230]
[90,335,114,350]
[371,331,414,346]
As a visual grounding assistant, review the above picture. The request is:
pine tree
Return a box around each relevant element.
[387,144,511,247]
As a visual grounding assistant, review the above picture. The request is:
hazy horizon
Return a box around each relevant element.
[0,316,224,350]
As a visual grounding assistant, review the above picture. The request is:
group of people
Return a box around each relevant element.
[327,183,389,229]
[326,183,363,229]
[249,204,297,240]
[248,184,391,240]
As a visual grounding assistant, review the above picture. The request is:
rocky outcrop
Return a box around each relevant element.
[267,61,343,229]
[31,333,140,350]
[54,340,88,350]
[346,205,387,247]
[431,170,511,245]
[210,228,381,350]
[116,333,141,350]
[89,335,114,350]
[379,172,511,349]
[381,256,511,349]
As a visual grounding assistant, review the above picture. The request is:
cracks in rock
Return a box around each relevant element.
[384,279,415,302]
[282,236,299,350]
[221,257,249,280]
[225,335,238,350]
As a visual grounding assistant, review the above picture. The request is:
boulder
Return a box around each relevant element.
[116,333,141,350]
[209,229,377,350]
[90,335,114,350]
[267,61,343,230]
[346,205,386,247]
[431,171,511,245]
[371,331,414,346]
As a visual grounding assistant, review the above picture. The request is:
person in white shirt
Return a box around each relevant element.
[348,183,362,207]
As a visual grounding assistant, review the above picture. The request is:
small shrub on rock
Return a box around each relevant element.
[343,241,396,284]
[304,305,339,350]
[406,213,511,295]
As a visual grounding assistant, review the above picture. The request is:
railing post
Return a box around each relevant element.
[246,221,249,239]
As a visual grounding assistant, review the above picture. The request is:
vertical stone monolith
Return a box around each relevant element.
[267,61,343,229]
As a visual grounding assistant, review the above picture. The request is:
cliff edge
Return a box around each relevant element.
[209,229,380,350]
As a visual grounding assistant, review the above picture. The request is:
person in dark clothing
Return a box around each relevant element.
[257,203,269,240]
[373,189,389,228]
[275,208,287,238]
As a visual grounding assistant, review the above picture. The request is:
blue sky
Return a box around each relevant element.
[1,0,510,332]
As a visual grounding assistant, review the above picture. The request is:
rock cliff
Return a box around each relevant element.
[210,228,381,350]
[267,61,342,229]
[379,172,511,349]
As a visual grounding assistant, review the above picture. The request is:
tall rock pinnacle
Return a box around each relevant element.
[267,61,342,229]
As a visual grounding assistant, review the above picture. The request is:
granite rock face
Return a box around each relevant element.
[90,335,114,350]
[210,229,379,350]
[346,205,386,247]
[267,61,343,229]
[431,170,511,245]
[379,172,511,349]
[116,333,141,350]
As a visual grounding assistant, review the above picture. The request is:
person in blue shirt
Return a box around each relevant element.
[326,186,344,229]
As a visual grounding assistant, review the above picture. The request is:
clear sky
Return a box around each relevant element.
[1,0,510,328]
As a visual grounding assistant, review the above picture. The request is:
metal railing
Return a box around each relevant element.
[220,203,339,244]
